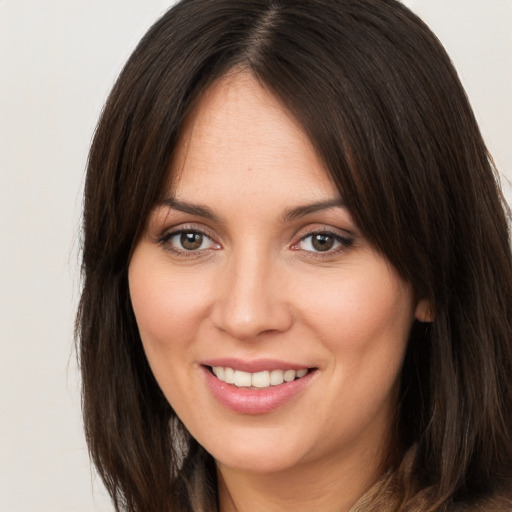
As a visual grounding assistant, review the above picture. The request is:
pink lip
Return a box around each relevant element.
[201,364,317,415]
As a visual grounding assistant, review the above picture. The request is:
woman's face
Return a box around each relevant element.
[129,72,427,475]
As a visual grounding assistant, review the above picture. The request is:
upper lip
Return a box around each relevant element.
[200,358,314,373]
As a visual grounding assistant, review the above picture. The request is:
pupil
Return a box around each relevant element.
[312,234,334,252]
[181,232,202,250]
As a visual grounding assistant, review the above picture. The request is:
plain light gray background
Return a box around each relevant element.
[0,1,510,510]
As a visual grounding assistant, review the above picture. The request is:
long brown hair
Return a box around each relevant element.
[77,1,512,510]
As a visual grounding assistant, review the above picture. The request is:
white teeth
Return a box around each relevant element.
[251,371,270,388]
[212,366,224,379]
[234,370,252,387]
[270,369,284,385]
[211,366,309,388]
[224,367,235,384]
[283,369,296,382]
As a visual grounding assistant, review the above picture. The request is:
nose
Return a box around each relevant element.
[211,251,293,340]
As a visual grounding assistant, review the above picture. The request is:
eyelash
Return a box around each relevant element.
[293,230,354,257]
[158,227,220,257]
[157,227,354,258]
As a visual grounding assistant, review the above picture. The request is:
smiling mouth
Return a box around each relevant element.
[208,366,314,389]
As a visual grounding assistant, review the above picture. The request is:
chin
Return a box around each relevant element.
[198,429,308,474]
[214,450,302,474]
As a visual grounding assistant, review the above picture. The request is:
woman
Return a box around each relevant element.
[77,0,512,510]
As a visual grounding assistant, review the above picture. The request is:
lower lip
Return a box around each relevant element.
[202,366,316,415]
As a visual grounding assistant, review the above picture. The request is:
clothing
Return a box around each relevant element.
[348,449,512,512]
[349,484,512,512]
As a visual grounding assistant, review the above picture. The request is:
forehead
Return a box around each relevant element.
[167,71,338,203]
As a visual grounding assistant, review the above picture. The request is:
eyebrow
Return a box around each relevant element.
[282,198,346,221]
[157,197,346,223]
[158,198,221,222]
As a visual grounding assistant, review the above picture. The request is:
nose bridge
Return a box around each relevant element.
[213,244,291,340]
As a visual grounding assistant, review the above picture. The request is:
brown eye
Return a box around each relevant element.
[161,230,218,253]
[296,231,353,254]
[180,232,204,250]
[311,234,335,252]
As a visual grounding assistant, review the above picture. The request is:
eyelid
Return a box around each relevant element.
[157,224,222,255]
[154,222,355,258]
[156,222,217,240]
[290,226,355,255]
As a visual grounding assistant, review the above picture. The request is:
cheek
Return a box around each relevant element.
[293,262,415,355]
[293,264,414,435]
[128,252,214,352]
